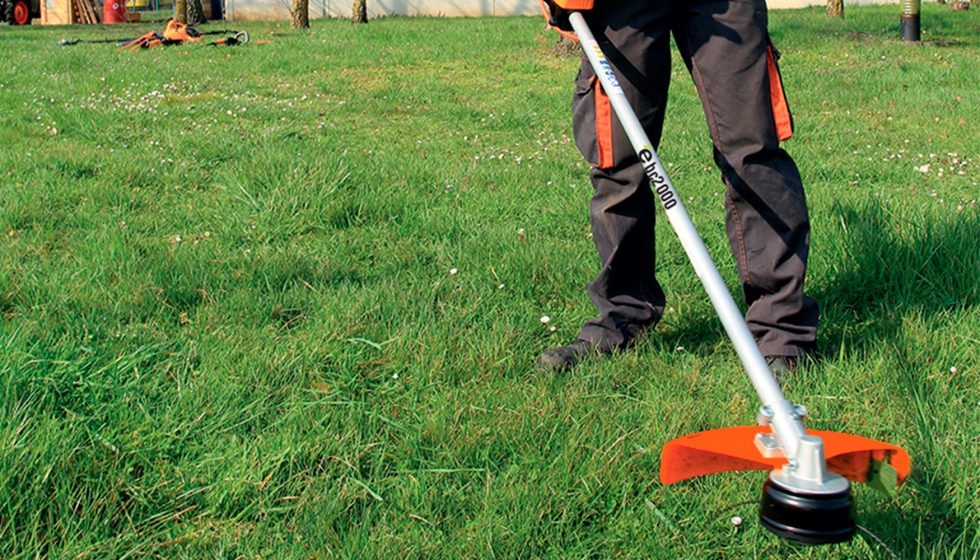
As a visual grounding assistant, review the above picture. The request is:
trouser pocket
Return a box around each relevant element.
[573,69,615,169]
[766,35,794,142]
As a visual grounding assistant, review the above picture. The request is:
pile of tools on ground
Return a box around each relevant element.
[58,19,253,49]
[120,19,249,49]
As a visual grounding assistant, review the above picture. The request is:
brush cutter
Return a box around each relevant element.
[118,19,201,50]
[58,21,244,49]
[565,11,909,545]
[117,20,247,50]
[209,31,249,47]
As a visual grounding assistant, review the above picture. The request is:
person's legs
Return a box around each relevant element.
[539,3,675,371]
[673,0,818,358]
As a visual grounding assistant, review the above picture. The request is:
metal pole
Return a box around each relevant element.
[901,0,921,42]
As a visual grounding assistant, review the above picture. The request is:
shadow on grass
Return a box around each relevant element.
[809,199,980,557]
[814,199,978,333]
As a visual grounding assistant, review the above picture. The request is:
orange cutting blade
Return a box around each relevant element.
[660,426,910,485]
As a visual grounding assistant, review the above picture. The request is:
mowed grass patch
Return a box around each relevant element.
[2,5,979,558]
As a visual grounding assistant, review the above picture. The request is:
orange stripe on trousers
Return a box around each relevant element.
[594,77,614,169]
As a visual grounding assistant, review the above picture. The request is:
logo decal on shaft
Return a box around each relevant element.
[639,149,677,210]
[587,41,622,91]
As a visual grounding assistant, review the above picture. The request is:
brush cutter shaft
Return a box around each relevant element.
[568,12,808,458]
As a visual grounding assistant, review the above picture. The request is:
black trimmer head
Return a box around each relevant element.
[759,475,856,545]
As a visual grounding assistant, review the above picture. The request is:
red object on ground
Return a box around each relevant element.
[660,425,910,485]
[103,0,126,23]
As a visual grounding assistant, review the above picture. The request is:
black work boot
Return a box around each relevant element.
[767,351,819,381]
[537,339,599,372]
[766,355,799,380]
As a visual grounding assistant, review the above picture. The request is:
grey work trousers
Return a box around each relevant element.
[572,0,818,357]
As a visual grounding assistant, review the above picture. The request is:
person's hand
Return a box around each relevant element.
[542,0,573,32]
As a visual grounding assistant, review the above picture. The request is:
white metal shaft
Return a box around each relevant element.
[568,12,808,460]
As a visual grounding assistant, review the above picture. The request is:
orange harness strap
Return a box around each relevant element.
[551,0,593,8]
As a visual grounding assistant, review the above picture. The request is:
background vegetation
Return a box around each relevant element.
[1,5,978,558]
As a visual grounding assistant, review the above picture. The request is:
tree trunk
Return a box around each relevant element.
[187,0,207,24]
[826,0,843,18]
[352,0,367,23]
[551,35,580,57]
[174,0,187,23]
[291,0,309,28]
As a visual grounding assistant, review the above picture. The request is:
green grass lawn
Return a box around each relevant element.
[1,4,978,558]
